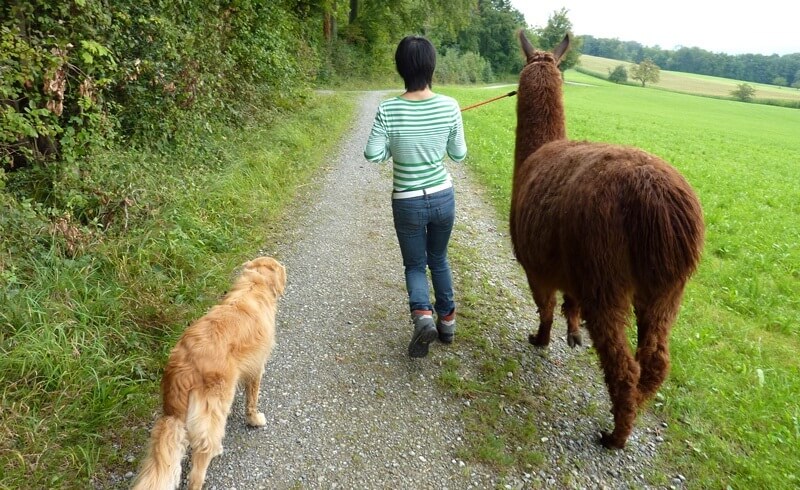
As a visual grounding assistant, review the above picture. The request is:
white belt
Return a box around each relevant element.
[392,180,453,199]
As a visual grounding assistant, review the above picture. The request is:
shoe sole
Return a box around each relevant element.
[408,325,437,358]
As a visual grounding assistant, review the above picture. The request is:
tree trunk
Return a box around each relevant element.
[349,0,358,24]
[323,1,338,43]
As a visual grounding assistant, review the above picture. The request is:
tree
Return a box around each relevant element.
[608,64,628,83]
[731,83,756,102]
[772,76,788,86]
[534,8,581,72]
[456,0,527,76]
[629,58,660,87]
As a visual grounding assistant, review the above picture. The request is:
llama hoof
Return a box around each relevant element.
[599,431,626,449]
[247,412,267,427]
[567,332,582,348]
[528,332,549,346]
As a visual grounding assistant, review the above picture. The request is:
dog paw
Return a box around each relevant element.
[247,412,267,427]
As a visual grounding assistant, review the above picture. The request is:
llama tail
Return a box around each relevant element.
[131,415,187,490]
[623,168,705,288]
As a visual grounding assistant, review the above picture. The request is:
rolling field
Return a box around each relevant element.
[439,72,800,488]
[579,54,800,102]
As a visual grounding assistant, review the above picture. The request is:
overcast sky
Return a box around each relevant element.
[509,0,799,56]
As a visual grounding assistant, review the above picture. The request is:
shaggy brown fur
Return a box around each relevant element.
[511,32,704,449]
[132,256,287,489]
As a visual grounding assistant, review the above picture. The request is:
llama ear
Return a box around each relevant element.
[553,34,570,64]
[518,29,535,61]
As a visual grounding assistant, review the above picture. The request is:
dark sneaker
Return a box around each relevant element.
[408,310,437,358]
[436,310,456,344]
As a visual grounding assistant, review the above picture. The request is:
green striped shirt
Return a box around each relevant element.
[364,94,467,192]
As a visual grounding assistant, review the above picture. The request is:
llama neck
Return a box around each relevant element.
[513,78,566,177]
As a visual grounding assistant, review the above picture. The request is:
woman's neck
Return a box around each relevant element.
[400,87,435,100]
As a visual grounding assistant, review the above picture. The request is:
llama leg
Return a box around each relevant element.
[528,282,556,346]
[585,306,641,449]
[561,293,582,348]
[245,365,267,427]
[634,287,683,406]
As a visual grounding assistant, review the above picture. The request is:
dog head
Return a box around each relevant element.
[241,256,287,297]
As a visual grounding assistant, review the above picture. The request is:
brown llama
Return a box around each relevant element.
[510,31,704,449]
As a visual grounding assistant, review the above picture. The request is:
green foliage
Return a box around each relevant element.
[320,0,527,86]
[531,7,582,72]
[1,0,317,223]
[436,50,494,85]
[455,0,526,76]
[608,64,628,83]
[731,83,757,102]
[630,58,661,87]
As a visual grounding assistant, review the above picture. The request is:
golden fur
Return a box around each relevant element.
[132,256,287,490]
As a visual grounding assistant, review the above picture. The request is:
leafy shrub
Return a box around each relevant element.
[608,64,628,83]
[436,49,494,85]
[731,83,756,102]
[1,0,318,246]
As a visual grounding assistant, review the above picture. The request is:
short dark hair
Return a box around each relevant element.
[395,36,436,91]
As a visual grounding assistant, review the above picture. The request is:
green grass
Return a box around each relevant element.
[438,75,800,488]
[0,92,358,488]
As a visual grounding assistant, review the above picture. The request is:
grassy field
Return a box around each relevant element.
[439,71,800,488]
[0,93,358,488]
[579,54,800,102]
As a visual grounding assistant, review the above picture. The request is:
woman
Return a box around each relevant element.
[364,36,467,358]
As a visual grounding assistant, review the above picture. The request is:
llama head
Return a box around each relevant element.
[519,30,570,69]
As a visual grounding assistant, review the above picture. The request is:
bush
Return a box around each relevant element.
[436,49,494,85]
[1,0,319,248]
[608,64,628,83]
[731,83,756,102]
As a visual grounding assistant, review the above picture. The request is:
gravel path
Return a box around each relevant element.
[159,91,675,489]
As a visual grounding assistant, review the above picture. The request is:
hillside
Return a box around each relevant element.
[578,54,800,102]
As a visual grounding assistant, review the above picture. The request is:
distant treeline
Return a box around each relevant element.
[582,35,800,88]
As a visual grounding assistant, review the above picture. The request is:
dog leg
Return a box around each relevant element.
[245,365,267,427]
[186,386,231,489]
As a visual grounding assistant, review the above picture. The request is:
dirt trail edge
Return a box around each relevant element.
[195,91,672,490]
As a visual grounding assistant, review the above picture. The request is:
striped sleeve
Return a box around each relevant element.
[447,103,467,162]
[364,106,391,162]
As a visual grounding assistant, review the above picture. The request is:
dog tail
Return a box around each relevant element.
[131,415,187,490]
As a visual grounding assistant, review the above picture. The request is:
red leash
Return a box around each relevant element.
[460,90,517,112]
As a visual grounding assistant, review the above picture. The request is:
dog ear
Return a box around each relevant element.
[271,262,287,296]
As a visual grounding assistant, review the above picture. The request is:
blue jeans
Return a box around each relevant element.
[391,187,455,317]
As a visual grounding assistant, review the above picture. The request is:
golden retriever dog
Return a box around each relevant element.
[132,256,286,490]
